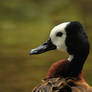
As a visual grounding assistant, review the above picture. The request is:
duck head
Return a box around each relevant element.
[30,21,90,78]
[30,21,89,61]
[30,22,69,55]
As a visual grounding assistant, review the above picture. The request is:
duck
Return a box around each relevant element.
[30,21,92,92]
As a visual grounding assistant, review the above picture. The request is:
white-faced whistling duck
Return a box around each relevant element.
[30,21,92,92]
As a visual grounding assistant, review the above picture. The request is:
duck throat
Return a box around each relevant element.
[66,54,88,77]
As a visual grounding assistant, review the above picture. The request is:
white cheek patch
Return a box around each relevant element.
[56,34,67,51]
[50,22,70,51]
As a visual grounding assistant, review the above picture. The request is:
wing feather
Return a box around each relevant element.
[32,77,92,92]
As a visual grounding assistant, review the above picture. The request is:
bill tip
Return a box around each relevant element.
[29,49,38,55]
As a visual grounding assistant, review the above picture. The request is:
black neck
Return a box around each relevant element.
[66,52,89,77]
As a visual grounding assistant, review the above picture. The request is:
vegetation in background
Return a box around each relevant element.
[0,0,92,92]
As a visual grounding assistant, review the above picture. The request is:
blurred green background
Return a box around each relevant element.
[0,0,92,92]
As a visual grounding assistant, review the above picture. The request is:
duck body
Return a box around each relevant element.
[30,21,92,92]
[32,77,92,92]
[47,59,85,82]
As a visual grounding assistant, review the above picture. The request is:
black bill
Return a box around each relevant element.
[29,38,56,55]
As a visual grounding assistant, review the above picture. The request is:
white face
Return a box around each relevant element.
[50,22,70,51]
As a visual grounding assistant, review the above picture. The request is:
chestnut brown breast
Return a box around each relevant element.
[47,59,69,78]
[47,59,85,82]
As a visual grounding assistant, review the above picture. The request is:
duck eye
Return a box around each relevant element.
[56,32,63,37]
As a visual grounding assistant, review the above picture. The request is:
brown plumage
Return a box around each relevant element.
[47,59,69,78]
[32,77,92,92]
[46,59,85,82]
[32,60,92,92]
